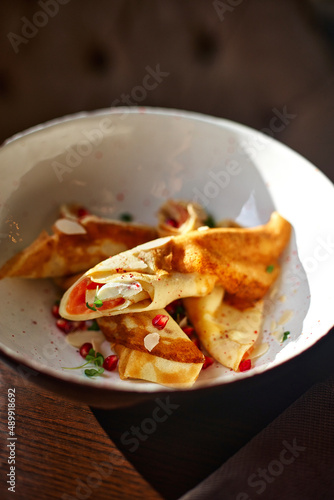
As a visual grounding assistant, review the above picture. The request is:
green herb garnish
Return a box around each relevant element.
[94,297,103,307]
[174,304,185,324]
[61,361,91,370]
[62,348,105,378]
[119,212,133,222]
[266,264,275,273]
[86,351,104,367]
[282,331,290,342]
[88,320,100,331]
[86,302,97,311]
[175,305,185,316]
[204,214,216,228]
[86,296,104,311]
[85,348,97,362]
[85,367,104,377]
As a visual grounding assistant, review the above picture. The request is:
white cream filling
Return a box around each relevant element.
[96,280,143,301]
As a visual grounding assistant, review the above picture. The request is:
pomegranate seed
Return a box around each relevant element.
[77,207,89,218]
[192,338,201,350]
[55,318,84,334]
[51,303,60,319]
[152,314,169,330]
[165,299,184,317]
[79,342,93,358]
[202,356,214,370]
[103,355,118,371]
[239,359,252,372]
[56,318,76,334]
[182,326,195,338]
[165,303,175,315]
[165,218,178,228]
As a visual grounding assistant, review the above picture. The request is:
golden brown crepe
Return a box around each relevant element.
[184,286,264,371]
[59,212,291,321]
[97,309,204,388]
[157,199,208,236]
[0,211,157,279]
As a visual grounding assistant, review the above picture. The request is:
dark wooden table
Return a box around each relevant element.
[1,327,333,500]
[0,361,162,500]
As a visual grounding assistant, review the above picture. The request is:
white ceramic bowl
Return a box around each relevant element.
[0,107,333,407]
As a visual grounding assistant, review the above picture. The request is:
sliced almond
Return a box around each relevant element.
[144,332,160,352]
[54,218,87,235]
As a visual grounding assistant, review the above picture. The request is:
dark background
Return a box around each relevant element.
[1,0,334,182]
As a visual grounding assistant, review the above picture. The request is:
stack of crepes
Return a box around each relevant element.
[0,200,292,388]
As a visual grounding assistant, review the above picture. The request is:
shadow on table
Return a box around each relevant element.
[92,327,334,500]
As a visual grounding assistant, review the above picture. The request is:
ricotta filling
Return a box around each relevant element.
[96,280,143,302]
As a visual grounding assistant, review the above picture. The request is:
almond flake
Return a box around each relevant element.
[54,218,87,235]
[144,332,160,352]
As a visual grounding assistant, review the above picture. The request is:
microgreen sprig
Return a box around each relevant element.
[62,348,105,377]
[85,367,104,377]
[86,287,104,311]
[282,331,290,342]
[85,349,104,366]
[119,212,133,222]
[266,264,275,273]
[204,214,216,228]
[87,320,100,331]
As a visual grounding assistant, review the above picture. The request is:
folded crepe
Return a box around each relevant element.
[184,286,264,371]
[97,309,204,388]
[0,207,157,279]
[59,212,291,321]
[157,199,208,236]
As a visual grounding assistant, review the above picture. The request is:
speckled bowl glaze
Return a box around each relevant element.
[0,107,333,408]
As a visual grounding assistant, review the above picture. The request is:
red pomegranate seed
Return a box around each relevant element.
[77,207,90,218]
[56,318,76,334]
[165,299,184,316]
[103,355,118,371]
[165,303,175,315]
[79,342,93,358]
[239,359,252,372]
[202,356,214,370]
[55,318,84,334]
[192,338,201,350]
[165,218,178,228]
[152,314,169,330]
[182,326,195,338]
[51,303,61,319]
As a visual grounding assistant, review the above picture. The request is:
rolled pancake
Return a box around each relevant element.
[59,211,291,321]
[97,309,204,388]
[0,214,157,279]
[184,287,264,371]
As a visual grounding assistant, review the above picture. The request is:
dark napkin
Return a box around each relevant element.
[179,375,334,500]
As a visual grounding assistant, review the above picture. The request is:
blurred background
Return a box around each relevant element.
[0,0,334,181]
